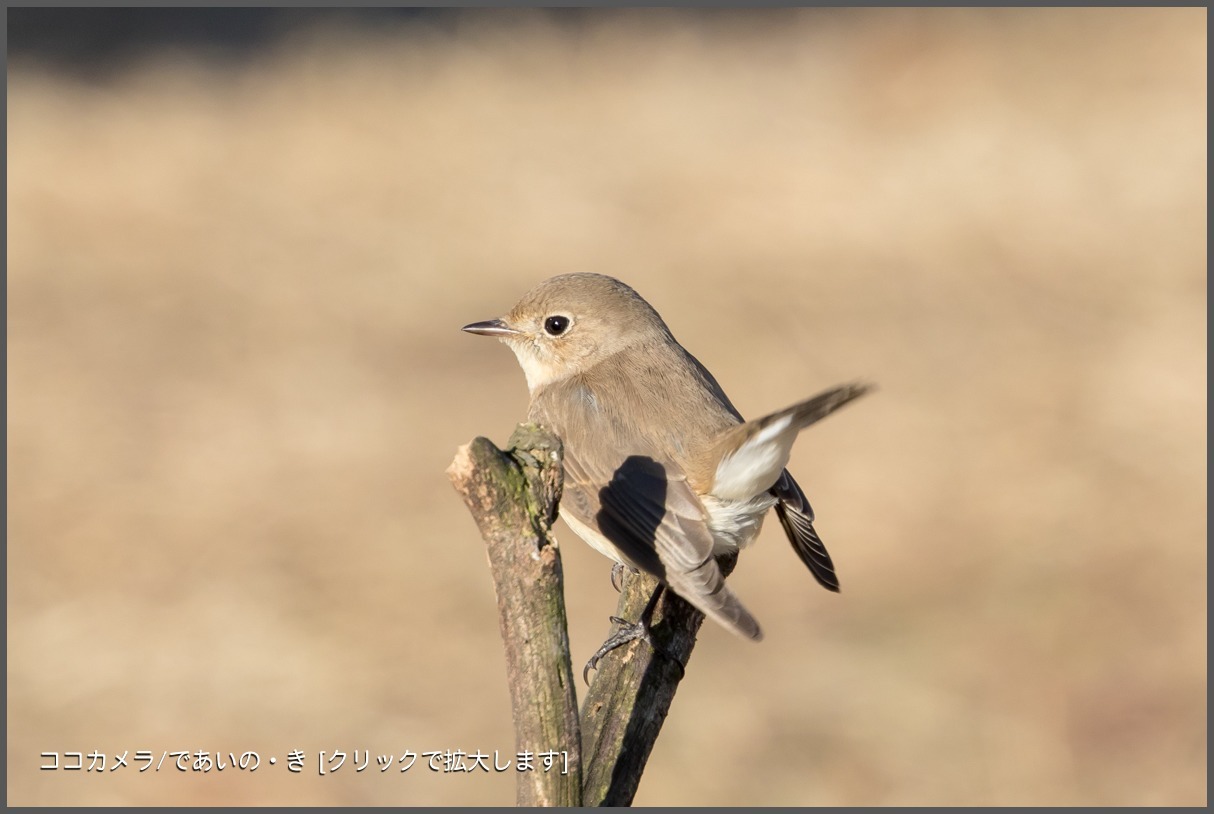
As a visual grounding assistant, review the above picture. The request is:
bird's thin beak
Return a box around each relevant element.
[461,318,520,338]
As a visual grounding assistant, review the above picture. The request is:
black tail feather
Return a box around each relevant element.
[771,470,840,592]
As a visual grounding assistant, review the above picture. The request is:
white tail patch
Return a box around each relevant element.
[712,414,797,501]
[701,492,778,554]
[754,413,794,447]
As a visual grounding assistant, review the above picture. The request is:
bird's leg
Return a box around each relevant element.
[584,584,684,684]
[609,561,640,593]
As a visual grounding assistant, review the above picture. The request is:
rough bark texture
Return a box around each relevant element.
[578,556,737,807]
[447,425,582,807]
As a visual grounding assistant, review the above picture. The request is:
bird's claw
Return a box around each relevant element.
[583,617,652,684]
[609,562,639,593]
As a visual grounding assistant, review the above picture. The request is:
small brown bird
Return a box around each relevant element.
[463,273,868,675]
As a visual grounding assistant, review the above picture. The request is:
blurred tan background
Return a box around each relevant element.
[7,8,1206,806]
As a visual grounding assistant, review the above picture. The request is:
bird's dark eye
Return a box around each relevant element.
[544,316,570,336]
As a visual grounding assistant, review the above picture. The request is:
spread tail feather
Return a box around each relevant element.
[772,469,840,591]
[709,382,872,500]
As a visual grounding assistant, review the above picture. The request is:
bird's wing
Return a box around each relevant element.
[771,469,840,592]
[561,446,763,641]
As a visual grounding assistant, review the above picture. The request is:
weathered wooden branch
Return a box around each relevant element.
[449,424,721,807]
[578,554,736,806]
[447,425,582,807]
